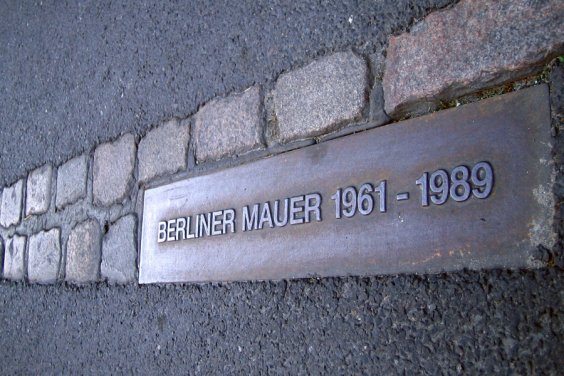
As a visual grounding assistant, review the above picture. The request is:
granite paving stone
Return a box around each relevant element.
[0,179,23,228]
[3,235,26,281]
[383,0,564,118]
[0,236,3,277]
[101,214,137,284]
[26,165,53,216]
[93,133,136,206]
[28,228,61,284]
[273,52,367,143]
[195,86,263,162]
[56,155,88,210]
[138,119,190,183]
[65,219,101,284]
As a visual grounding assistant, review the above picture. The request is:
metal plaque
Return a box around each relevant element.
[139,85,555,283]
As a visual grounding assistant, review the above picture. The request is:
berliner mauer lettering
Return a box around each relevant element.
[139,85,555,283]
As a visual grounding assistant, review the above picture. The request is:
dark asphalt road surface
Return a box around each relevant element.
[0,269,562,375]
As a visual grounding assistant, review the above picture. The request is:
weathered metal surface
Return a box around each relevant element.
[139,85,555,283]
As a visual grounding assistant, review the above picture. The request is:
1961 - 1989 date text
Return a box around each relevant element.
[330,162,494,219]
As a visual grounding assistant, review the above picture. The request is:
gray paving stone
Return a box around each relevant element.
[93,133,136,206]
[65,219,101,284]
[28,228,60,284]
[3,235,26,281]
[56,155,88,210]
[273,52,367,143]
[26,165,53,216]
[195,86,263,162]
[101,214,137,284]
[0,179,24,228]
[0,236,3,277]
[138,119,189,183]
[383,0,564,118]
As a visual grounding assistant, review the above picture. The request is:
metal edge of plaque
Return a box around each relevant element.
[138,85,555,284]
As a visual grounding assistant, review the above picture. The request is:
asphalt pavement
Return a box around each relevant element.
[0,269,562,374]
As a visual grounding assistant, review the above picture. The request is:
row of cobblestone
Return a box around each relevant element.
[0,49,377,284]
[1,0,561,285]
[0,133,140,283]
[0,158,138,285]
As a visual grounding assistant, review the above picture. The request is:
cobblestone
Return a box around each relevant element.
[273,52,367,143]
[28,228,61,284]
[26,165,53,216]
[93,133,136,206]
[65,219,101,284]
[0,179,23,228]
[0,237,3,277]
[56,155,88,210]
[101,215,137,284]
[195,86,263,162]
[383,0,564,118]
[138,119,190,183]
[2,235,26,281]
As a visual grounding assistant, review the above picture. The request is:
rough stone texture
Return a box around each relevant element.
[65,219,101,284]
[384,0,564,118]
[369,81,391,125]
[93,134,136,206]
[195,86,263,162]
[138,120,189,183]
[101,215,137,284]
[550,62,563,129]
[0,179,23,228]
[273,52,368,143]
[55,155,88,210]
[0,237,3,278]
[2,235,26,281]
[369,49,386,79]
[26,165,53,216]
[0,269,562,374]
[549,61,564,269]
[28,228,60,284]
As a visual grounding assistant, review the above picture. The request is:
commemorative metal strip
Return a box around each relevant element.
[139,85,554,283]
